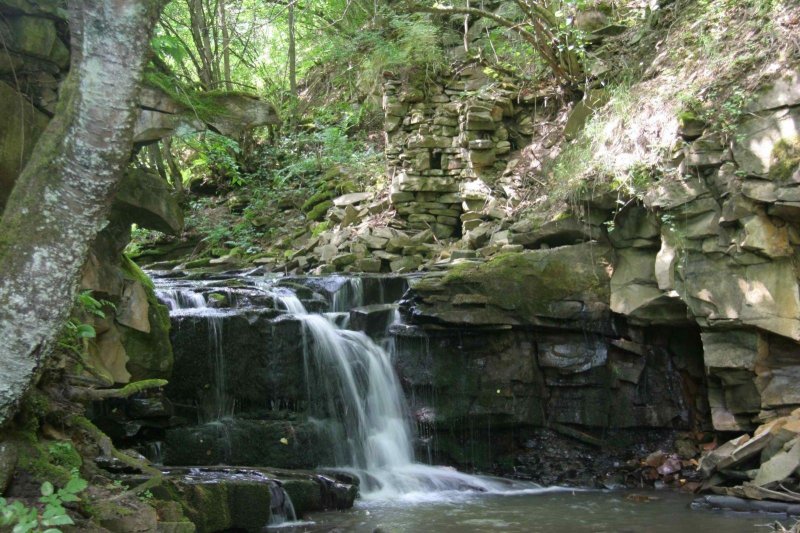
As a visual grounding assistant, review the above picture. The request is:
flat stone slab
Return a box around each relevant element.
[333,192,372,207]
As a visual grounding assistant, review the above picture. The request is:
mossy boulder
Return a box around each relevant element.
[769,136,800,182]
[5,15,69,67]
[301,188,333,210]
[119,256,173,381]
[409,243,613,327]
[281,479,321,516]
[180,481,270,533]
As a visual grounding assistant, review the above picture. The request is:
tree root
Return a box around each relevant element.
[68,379,168,401]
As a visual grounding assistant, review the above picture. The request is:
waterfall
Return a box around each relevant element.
[155,275,546,506]
[158,288,206,310]
[331,277,364,312]
[268,484,297,525]
[156,285,232,423]
[276,288,511,500]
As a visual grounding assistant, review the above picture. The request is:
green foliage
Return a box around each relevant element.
[311,221,330,237]
[45,443,81,472]
[0,472,88,533]
[57,291,114,356]
[183,132,244,187]
[257,126,382,188]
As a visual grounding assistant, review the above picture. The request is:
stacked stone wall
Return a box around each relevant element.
[383,66,541,238]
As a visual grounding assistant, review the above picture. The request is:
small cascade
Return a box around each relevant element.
[268,484,297,526]
[331,277,364,312]
[276,287,529,500]
[145,441,164,465]
[158,288,206,310]
[156,284,233,423]
[205,314,232,421]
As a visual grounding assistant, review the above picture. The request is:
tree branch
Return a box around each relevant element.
[69,379,168,401]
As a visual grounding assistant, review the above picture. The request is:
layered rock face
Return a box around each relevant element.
[133,276,408,468]
[396,244,707,480]
[399,68,800,471]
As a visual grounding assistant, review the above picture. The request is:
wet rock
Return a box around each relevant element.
[0,439,19,494]
[164,419,331,469]
[350,304,398,338]
[128,396,172,419]
[537,334,608,373]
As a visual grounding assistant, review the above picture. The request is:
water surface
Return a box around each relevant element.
[287,490,789,532]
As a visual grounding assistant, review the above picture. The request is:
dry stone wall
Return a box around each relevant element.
[383,66,543,238]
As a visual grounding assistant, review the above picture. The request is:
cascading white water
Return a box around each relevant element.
[276,288,525,501]
[158,289,207,310]
[331,277,364,312]
[156,286,231,422]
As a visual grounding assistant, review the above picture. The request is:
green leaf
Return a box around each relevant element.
[42,514,74,526]
[65,476,88,494]
[12,522,35,533]
[75,324,96,339]
[40,481,54,496]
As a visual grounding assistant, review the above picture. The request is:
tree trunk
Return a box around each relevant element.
[162,137,185,197]
[218,0,233,90]
[0,0,166,426]
[288,1,297,96]
[188,0,215,88]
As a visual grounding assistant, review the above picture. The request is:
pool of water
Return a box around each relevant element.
[276,490,791,532]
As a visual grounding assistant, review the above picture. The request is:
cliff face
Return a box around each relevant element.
[372,0,800,487]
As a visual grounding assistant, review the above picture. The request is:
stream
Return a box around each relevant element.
[300,490,780,532]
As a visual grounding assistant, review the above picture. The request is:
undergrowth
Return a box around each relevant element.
[542,0,797,210]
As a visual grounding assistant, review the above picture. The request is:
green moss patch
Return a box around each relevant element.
[770,136,800,181]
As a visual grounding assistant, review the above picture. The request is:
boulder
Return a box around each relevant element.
[409,244,612,326]
[701,331,761,370]
[732,107,800,178]
[610,248,687,323]
[677,254,800,340]
[333,191,372,207]
[4,15,68,67]
[115,169,184,235]
[349,304,398,338]
[753,438,800,487]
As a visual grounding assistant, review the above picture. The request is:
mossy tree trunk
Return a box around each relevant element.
[0,0,166,426]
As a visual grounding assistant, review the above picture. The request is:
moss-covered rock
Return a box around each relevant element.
[119,255,173,381]
[0,81,49,210]
[769,135,800,182]
[280,479,321,516]
[153,477,271,533]
[163,419,332,468]
[410,243,613,326]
